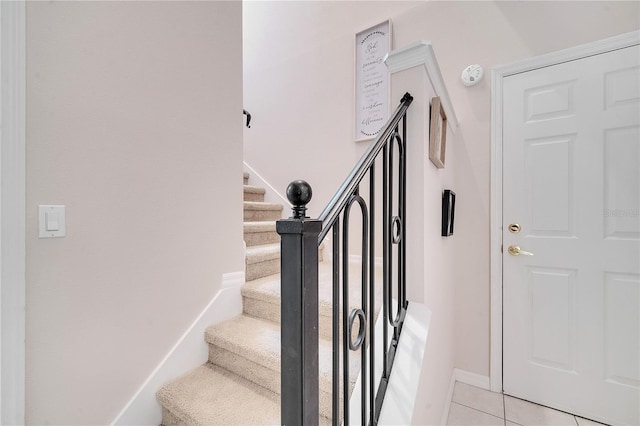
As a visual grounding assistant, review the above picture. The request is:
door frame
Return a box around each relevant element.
[0,1,26,423]
[489,30,640,393]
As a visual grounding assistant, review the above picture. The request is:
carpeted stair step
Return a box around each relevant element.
[205,314,359,421]
[245,241,325,283]
[246,243,280,281]
[243,172,250,185]
[244,221,279,247]
[242,271,333,339]
[244,201,283,222]
[242,260,380,339]
[157,364,280,425]
[243,185,266,202]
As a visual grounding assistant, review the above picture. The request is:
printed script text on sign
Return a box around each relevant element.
[356,21,390,140]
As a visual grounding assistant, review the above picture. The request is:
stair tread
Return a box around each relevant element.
[205,315,360,391]
[243,201,283,211]
[242,260,383,317]
[157,364,280,425]
[244,221,277,232]
[245,244,280,264]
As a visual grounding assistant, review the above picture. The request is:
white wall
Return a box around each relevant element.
[26,2,243,424]
[244,1,639,423]
[388,65,458,424]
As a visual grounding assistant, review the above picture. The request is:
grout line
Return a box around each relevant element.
[452,401,506,422]
[504,394,595,423]
[501,395,525,426]
[503,392,507,423]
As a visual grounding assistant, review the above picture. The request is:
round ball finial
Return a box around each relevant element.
[286,180,312,219]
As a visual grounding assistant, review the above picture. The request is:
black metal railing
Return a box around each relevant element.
[277,92,413,426]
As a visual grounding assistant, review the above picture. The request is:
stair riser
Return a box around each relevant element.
[244,210,282,222]
[209,345,278,393]
[243,192,265,202]
[245,240,321,260]
[243,297,336,340]
[246,258,280,281]
[208,345,342,420]
[244,231,279,247]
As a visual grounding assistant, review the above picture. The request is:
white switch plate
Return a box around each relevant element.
[38,205,66,238]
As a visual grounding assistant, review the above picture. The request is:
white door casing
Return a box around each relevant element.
[501,45,639,425]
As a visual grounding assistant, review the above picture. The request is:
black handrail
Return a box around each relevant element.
[278,92,413,426]
[318,93,413,242]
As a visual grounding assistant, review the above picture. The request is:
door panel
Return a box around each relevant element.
[503,45,640,426]
[604,125,639,239]
[529,267,576,371]
[525,135,575,235]
[604,273,639,388]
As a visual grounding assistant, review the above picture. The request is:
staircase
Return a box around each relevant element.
[156,172,362,425]
[242,172,284,281]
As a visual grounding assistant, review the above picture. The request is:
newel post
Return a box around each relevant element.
[277,180,321,426]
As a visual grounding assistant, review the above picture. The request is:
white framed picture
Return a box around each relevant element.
[355,20,392,142]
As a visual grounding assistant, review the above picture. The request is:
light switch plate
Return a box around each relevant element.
[39,205,66,238]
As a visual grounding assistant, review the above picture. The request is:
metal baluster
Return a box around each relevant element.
[359,196,369,426]
[381,144,389,380]
[401,115,408,309]
[388,135,398,329]
[368,165,376,425]
[342,207,350,425]
[332,221,340,426]
[393,129,403,335]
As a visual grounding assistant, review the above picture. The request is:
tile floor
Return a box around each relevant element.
[447,382,607,426]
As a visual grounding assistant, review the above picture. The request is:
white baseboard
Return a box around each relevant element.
[454,368,491,390]
[440,368,457,426]
[111,271,244,425]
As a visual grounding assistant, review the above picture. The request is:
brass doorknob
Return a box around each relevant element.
[508,245,534,256]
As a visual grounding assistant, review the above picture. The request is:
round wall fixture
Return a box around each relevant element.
[461,64,483,87]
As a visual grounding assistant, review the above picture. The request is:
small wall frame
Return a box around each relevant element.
[429,96,447,168]
[442,189,456,237]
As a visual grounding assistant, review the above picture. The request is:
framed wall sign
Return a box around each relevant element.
[429,96,448,168]
[355,20,392,142]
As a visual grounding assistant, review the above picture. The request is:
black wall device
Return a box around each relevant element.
[442,189,456,237]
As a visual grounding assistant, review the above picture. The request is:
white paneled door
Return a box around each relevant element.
[503,45,640,426]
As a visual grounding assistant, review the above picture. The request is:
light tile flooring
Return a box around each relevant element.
[447,382,607,426]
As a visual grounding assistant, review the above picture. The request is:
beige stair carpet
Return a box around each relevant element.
[242,261,382,339]
[244,221,279,247]
[205,313,361,420]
